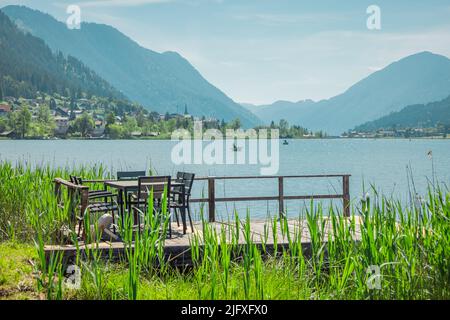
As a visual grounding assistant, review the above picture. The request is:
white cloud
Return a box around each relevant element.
[75,0,223,7]
[77,0,172,8]
[233,12,350,27]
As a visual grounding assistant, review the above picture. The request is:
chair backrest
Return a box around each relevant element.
[182,172,195,196]
[70,175,83,185]
[117,171,146,181]
[175,171,184,182]
[138,176,171,203]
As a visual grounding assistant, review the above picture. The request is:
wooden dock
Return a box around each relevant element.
[45,217,363,266]
[49,174,356,266]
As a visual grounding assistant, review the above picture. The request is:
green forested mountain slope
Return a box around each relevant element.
[355,95,450,131]
[0,11,123,99]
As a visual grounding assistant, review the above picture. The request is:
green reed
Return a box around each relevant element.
[0,160,449,300]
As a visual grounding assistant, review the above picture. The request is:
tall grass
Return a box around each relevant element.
[0,161,110,242]
[0,160,449,300]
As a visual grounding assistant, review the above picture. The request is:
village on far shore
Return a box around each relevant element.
[0,93,329,140]
[1,94,447,140]
[0,93,223,140]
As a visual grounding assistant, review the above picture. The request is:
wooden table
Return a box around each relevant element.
[104,180,187,234]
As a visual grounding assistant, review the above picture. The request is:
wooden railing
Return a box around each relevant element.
[189,175,351,222]
[77,174,351,222]
[54,178,90,224]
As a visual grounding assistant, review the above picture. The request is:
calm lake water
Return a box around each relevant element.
[1,139,449,219]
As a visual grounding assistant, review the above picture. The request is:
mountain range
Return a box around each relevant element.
[3,5,450,133]
[2,5,260,127]
[355,95,450,131]
[244,51,450,134]
[242,100,316,124]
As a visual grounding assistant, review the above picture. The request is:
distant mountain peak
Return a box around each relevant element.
[383,51,450,71]
[162,51,182,57]
[409,50,443,58]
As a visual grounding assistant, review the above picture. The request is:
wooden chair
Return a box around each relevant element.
[116,171,146,212]
[83,193,120,239]
[170,172,184,226]
[127,176,172,238]
[170,172,195,233]
[69,175,114,199]
[55,178,119,240]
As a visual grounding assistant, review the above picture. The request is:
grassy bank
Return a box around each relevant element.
[0,161,449,300]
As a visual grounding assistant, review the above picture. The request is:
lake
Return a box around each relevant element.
[1,139,449,219]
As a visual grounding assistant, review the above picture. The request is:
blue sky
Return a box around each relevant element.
[1,0,450,104]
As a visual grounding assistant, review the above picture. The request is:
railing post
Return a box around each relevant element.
[343,175,350,217]
[80,187,89,218]
[278,176,284,219]
[78,187,90,240]
[208,177,216,222]
[54,179,61,203]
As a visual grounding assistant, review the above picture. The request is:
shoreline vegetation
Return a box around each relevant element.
[0,161,449,300]
[1,95,447,140]
[0,95,327,140]
[0,136,448,141]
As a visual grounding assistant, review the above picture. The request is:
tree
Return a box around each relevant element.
[106,112,116,126]
[69,96,76,120]
[136,110,146,127]
[16,106,32,139]
[0,117,7,132]
[0,84,3,101]
[73,113,94,137]
[49,98,57,110]
[123,117,139,137]
[230,118,241,130]
[35,104,55,136]
[149,111,159,122]
[279,119,289,137]
[184,104,188,115]
[107,124,123,139]
[37,104,52,123]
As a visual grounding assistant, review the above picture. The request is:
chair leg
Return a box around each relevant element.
[174,207,180,227]
[112,208,116,234]
[180,206,187,235]
[187,205,194,233]
[169,213,172,239]
[77,219,83,238]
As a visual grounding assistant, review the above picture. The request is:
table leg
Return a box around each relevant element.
[181,187,187,234]
[118,189,124,228]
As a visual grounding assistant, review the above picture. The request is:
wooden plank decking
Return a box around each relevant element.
[45,217,363,266]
